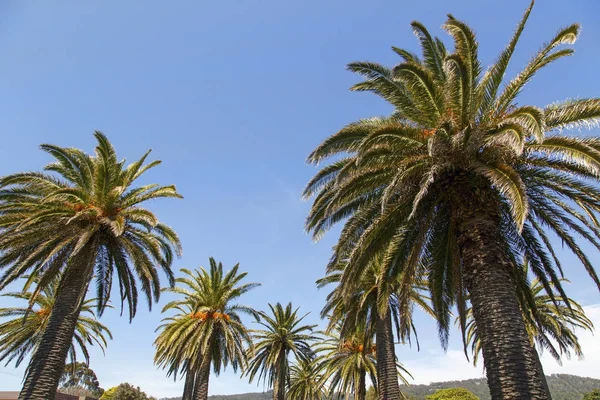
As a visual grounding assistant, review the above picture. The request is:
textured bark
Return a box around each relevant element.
[19,250,94,400]
[193,354,211,400]
[183,369,195,400]
[356,368,366,400]
[273,350,286,400]
[455,188,551,400]
[375,308,400,400]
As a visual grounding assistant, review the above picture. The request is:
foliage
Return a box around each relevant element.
[59,362,104,398]
[425,388,479,400]
[60,384,104,398]
[100,383,157,400]
[463,273,594,365]
[154,258,259,399]
[303,0,600,350]
[315,324,377,399]
[583,389,600,400]
[0,131,183,320]
[0,278,112,368]
[286,358,326,400]
[318,255,433,352]
[245,302,320,397]
[366,386,377,400]
[318,256,422,400]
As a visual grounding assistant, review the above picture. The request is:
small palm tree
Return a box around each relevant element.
[316,326,374,400]
[154,258,259,400]
[286,358,326,400]
[246,303,320,400]
[0,132,182,399]
[304,2,600,398]
[464,275,594,366]
[318,257,429,399]
[0,278,112,369]
[316,324,411,400]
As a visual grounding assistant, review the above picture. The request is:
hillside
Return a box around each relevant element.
[160,374,600,400]
[401,374,600,399]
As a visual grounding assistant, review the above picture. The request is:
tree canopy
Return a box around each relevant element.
[426,388,479,400]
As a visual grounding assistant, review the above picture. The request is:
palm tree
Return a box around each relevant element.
[154,258,259,400]
[246,303,320,400]
[464,275,594,366]
[303,2,600,398]
[0,278,112,369]
[0,132,182,399]
[286,358,326,400]
[318,257,429,399]
[316,324,398,400]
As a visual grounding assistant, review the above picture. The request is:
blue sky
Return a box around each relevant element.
[1,0,599,398]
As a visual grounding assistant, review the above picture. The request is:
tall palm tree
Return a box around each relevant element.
[0,277,112,369]
[246,303,320,400]
[303,2,600,398]
[154,259,259,400]
[286,358,326,400]
[318,258,430,399]
[0,132,182,399]
[464,275,594,366]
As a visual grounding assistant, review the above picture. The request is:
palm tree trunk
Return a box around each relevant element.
[193,354,211,400]
[183,369,195,400]
[19,249,95,400]
[356,369,366,400]
[456,189,551,400]
[273,350,286,400]
[375,307,400,400]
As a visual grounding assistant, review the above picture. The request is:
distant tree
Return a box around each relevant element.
[286,358,325,400]
[154,259,259,400]
[100,383,157,400]
[59,362,104,398]
[246,303,319,400]
[584,389,600,400]
[425,388,479,400]
[317,256,427,400]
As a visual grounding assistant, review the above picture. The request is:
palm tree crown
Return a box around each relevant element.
[0,277,112,368]
[0,131,182,317]
[315,325,375,400]
[154,258,259,400]
[246,302,320,400]
[286,358,326,400]
[318,257,432,348]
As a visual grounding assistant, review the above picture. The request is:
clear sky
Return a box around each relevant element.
[0,0,599,398]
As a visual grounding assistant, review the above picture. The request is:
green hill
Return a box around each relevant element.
[400,374,600,400]
[160,374,599,400]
